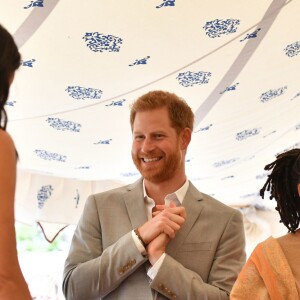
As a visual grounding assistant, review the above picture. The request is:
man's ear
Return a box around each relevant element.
[180,128,192,151]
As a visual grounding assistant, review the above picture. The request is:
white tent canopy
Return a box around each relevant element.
[1,0,299,243]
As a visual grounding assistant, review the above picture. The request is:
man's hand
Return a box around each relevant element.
[153,202,186,219]
[147,233,170,265]
[138,202,186,244]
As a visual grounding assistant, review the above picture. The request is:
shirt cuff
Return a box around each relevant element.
[131,230,147,256]
[147,253,166,280]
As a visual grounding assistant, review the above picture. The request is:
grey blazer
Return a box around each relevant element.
[63,179,246,300]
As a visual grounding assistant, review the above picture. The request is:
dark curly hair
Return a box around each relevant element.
[260,148,300,233]
[0,24,21,130]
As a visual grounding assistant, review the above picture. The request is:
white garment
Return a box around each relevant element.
[131,179,189,279]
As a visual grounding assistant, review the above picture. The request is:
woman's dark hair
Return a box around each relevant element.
[260,148,300,233]
[0,24,21,130]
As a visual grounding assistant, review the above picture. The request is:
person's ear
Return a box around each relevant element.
[180,128,192,151]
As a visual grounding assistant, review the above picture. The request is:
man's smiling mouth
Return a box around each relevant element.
[142,157,161,162]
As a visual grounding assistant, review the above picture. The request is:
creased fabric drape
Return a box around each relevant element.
[230,236,299,300]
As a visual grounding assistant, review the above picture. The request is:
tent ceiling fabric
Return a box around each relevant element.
[1,0,300,240]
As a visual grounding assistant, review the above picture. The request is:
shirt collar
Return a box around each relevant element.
[143,179,189,205]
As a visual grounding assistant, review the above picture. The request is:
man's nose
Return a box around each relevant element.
[141,138,155,152]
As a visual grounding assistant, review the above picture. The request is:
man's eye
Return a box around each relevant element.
[155,134,164,139]
[135,136,144,141]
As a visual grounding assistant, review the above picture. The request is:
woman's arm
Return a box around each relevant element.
[0,130,31,299]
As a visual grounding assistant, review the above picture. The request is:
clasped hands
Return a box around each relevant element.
[137,202,186,265]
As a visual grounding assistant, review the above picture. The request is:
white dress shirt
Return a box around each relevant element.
[132,179,189,280]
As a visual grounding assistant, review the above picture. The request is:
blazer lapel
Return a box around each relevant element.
[166,182,204,257]
[123,178,148,229]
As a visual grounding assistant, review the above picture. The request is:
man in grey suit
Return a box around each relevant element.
[63,90,246,300]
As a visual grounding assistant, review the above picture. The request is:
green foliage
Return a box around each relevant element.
[16,222,63,252]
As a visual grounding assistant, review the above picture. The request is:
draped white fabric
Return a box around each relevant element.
[1,0,299,241]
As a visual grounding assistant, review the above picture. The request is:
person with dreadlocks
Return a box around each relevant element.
[230,148,300,300]
[0,24,32,299]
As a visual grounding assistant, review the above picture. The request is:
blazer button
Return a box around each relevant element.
[118,266,126,275]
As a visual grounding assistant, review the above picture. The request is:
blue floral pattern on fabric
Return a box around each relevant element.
[156,0,175,8]
[213,158,238,167]
[65,86,102,100]
[24,0,44,9]
[291,92,300,101]
[76,166,91,170]
[37,185,53,209]
[260,86,287,103]
[5,101,16,107]
[284,41,300,57]
[46,117,81,132]
[236,128,261,141]
[177,71,212,87]
[263,130,276,138]
[120,172,139,177]
[82,32,123,52]
[34,150,66,162]
[220,83,239,94]
[129,56,150,66]
[21,59,36,67]
[240,28,261,42]
[195,124,213,132]
[105,99,126,106]
[203,19,240,38]
[94,139,112,145]
[221,175,234,180]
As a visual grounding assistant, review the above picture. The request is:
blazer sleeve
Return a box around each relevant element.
[62,194,148,300]
[150,209,246,300]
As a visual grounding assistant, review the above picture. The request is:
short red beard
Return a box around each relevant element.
[132,148,182,183]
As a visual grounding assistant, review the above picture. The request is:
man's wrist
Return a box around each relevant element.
[134,228,147,248]
[147,253,166,279]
